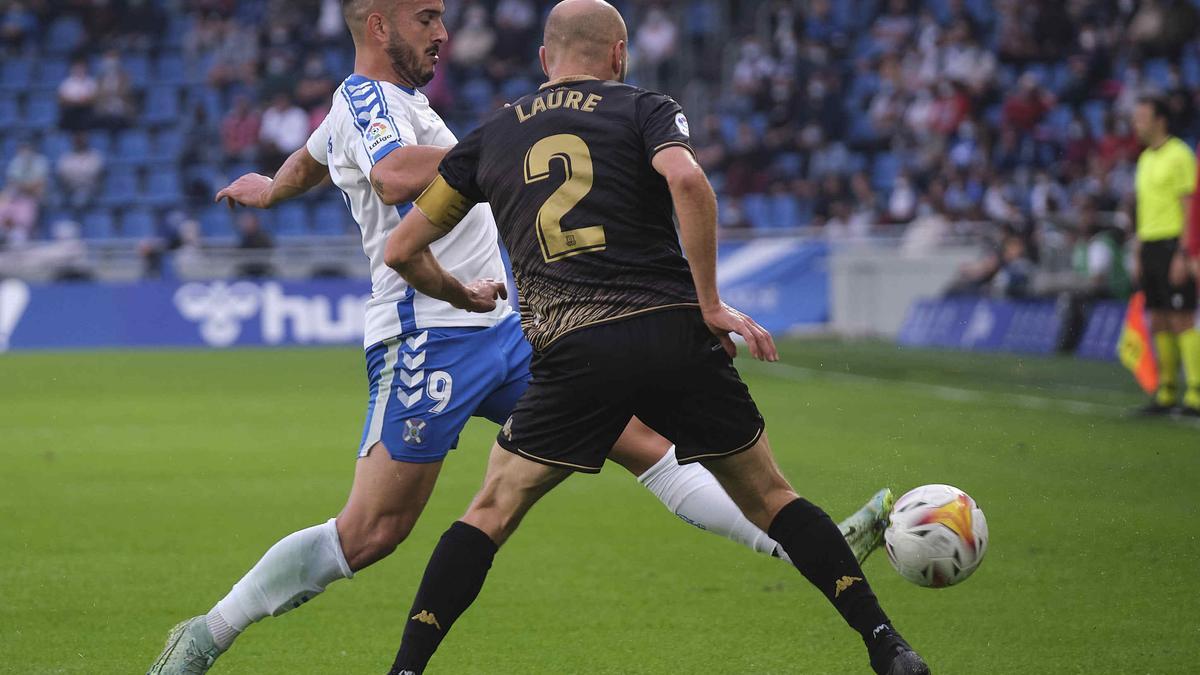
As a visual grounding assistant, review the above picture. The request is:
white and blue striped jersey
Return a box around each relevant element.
[307,74,510,349]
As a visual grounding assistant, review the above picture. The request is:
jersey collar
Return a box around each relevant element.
[344,73,417,96]
[539,75,601,90]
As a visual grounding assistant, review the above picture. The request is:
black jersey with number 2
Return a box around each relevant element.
[416,77,700,352]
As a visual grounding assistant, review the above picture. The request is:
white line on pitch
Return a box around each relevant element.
[741,361,1128,417]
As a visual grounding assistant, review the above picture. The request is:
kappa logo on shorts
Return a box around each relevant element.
[403,419,428,445]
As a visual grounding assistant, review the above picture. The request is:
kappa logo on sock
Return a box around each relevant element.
[411,610,442,630]
[872,623,891,639]
[833,575,863,598]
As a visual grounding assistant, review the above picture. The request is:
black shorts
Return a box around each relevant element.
[1140,238,1198,311]
[497,307,765,473]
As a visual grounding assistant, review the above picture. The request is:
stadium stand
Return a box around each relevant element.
[0,0,1198,277]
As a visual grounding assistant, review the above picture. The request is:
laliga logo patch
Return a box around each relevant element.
[366,118,397,152]
[174,282,262,347]
[675,112,690,137]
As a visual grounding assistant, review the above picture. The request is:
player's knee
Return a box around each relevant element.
[339,513,417,569]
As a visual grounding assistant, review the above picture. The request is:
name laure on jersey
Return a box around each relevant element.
[513,90,604,123]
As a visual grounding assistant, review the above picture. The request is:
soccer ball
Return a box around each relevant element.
[884,484,988,588]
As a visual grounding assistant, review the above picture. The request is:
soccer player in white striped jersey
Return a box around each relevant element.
[146,2,889,672]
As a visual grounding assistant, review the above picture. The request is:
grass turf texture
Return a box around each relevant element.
[2,340,1196,674]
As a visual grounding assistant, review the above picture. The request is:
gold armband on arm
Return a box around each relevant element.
[414,175,476,232]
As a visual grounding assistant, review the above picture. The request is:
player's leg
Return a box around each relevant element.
[389,444,572,675]
[609,418,788,559]
[699,437,928,675]
[1143,243,1182,411]
[1168,263,1200,414]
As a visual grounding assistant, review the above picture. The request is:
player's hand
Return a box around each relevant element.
[701,302,778,362]
[454,278,508,313]
[1169,252,1189,286]
[215,174,274,209]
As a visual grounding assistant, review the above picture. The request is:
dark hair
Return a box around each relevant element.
[1137,95,1170,122]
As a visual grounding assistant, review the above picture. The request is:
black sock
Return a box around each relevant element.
[389,521,498,675]
[768,498,891,643]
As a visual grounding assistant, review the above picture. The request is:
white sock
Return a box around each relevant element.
[638,446,790,563]
[206,518,353,650]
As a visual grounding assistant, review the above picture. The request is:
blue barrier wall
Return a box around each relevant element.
[897,297,1063,355]
[0,241,831,352]
[898,296,1127,360]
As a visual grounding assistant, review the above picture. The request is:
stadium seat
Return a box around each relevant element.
[119,208,156,239]
[200,205,235,238]
[118,54,151,89]
[98,170,141,208]
[112,130,152,166]
[44,16,85,54]
[148,128,185,162]
[0,98,19,129]
[273,203,311,238]
[143,87,181,126]
[151,53,188,85]
[1083,100,1107,138]
[742,194,772,229]
[35,58,69,86]
[312,200,352,236]
[1,57,34,91]
[81,210,116,240]
[41,132,72,162]
[768,194,803,229]
[25,91,59,129]
[142,169,183,207]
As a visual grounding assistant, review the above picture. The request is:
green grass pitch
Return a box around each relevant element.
[2,340,1197,674]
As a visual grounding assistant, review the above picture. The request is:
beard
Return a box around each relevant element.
[385,33,436,87]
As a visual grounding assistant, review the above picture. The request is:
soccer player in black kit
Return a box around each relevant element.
[382,1,930,673]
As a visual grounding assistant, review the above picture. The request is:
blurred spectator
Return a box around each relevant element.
[259,94,309,172]
[887,172,918,223]
[221,96,262,162]
[0,141,49,247]
[295,54,336,116]
[140,214,204,279]
[1,1,38,52]
[207,19,260,89]
[56,133,104,210]
[450,4,496,70]
[236,212,274,277]
[58,60,97,131]
[1071,199,1131,300]
[93,51,136,131]
[1002,74,1052,135]
[634,6,678,91]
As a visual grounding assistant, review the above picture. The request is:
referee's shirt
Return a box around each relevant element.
[1136,136,1197,242]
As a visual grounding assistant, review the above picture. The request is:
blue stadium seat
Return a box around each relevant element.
[112,130,152,166]
[119,209,156,239]
[200,205,235,238]
[1144,59,1172,89]
[44,17,86,54]
[148,128,184,162]
[0,135,19,162]
[98,170,140,208]
[768,195,803,229]
[1,57,34,90]
[41,132,72,162]
[1083,100,1107,138]
[312,200,353,236]
[872,152,903,192]
[26,91,58,129]
[142,169,183,207]
[0,98,19,129]
[151,53,187,85]
[273,203,311,238]
[143,86,181,126]
[1184,53,1200,89]
[36,58,69,85]
[118,54,150,88]
[82,210,116,240]
[89,131,113,155]
[743,194,772,229]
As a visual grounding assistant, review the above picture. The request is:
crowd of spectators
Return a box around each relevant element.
[0,0,1198,292]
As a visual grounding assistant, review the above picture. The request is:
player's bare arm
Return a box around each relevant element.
[369,145,451,205]
[215,145,328,209]
[383,202,506,313]
[652,146,778,362]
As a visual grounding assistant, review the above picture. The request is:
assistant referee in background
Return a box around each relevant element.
[1132,95,1199,416]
